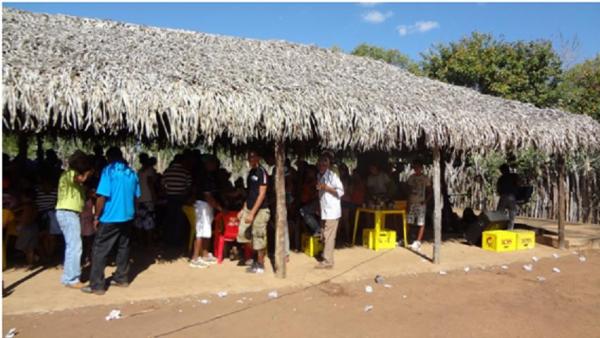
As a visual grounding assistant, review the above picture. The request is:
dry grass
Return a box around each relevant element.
[3,8,599,153]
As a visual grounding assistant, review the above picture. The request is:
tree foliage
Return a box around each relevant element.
[421,32,563,108]
[351,43,422,75]
[558,54,600,121]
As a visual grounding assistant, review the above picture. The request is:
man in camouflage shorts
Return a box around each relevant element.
[237,150,270,274]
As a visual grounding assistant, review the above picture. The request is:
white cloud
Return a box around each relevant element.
[397,26,408,36]
[397,20,440,36]
[415,21,440,33]
[362,10,393,24]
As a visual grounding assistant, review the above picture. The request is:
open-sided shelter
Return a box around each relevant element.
[3,8,600,277]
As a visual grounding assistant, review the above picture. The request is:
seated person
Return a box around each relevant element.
[366,164,393,202]
[463,208,484,245]
[13,190,39,266]
[299,165,320,235]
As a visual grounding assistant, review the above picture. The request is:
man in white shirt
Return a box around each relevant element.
[315,153,344,269]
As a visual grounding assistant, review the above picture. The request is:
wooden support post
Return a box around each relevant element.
[433,147,443,264]
[274,140,287,278]
[558,155,566,249]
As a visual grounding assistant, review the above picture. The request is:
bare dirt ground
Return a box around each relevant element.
[3,244,600,338]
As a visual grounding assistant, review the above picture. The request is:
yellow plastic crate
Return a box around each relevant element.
[482,230,517,252]
[362,229,397,251]
[511,230,536,250]
[301,233,323,257]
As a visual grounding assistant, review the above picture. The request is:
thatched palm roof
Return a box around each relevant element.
[3,8,600,154]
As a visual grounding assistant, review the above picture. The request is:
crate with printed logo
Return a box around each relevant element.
[363,228,397,251]
[482,230,517,252]
[511,230,536,250]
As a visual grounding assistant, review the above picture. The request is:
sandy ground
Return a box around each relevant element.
[3,247,599,338]
[3,241,565,314]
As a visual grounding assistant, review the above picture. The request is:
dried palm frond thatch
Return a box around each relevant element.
[3,8,599,154]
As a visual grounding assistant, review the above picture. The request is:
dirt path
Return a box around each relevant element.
[4,249,599,338]
[3,242,564,315]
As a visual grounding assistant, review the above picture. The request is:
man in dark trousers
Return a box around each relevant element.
[82,147,140,295]
[496,163,520,230]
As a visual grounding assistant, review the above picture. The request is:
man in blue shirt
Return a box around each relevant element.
[82,147,141,295]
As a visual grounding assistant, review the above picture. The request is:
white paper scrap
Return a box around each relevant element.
[105,309,122,321]
[5,328,17,338]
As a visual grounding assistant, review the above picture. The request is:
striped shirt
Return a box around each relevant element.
[35,187,58,213]
[162,163,192,196]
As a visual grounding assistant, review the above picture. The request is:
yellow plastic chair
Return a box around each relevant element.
[182,205,196,252]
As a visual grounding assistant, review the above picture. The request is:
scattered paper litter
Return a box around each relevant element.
[523,264,533,272]
[439,271,447,275]
[199,299,210,304]
[374,275,385,284]
[552,253,560,259]
[364,305,374,312]
[572,251,579,255]
[236,299,244,304]
[402,295,407,299]
[552,267,561,273]
[532,256,539,262]
[501,265,509,270]
[464,266,470,273]
[5,328,17,338]
[365,285,374,293]
[579,256,587,262]
[268,291,279,299]
[536,276,546,282]
[217,291,228,298]
[421,258,427,262]
[178,309,183,313]
[105,309,122,321]
[383,284,392,288]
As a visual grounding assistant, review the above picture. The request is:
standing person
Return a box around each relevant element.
[55,151,93,289]
[315,153,344,269]
[34,166,60,259]
[135,153,158,247]
[161,154,192,247]
[82,147,140,295]
[496,164,520,230]
[189,158,224,269]
[236,150,270,274]
[407,161,432,251]
[80,187,96,266]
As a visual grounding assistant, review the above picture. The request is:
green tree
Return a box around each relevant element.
[558,54,600,121]
[421,32,563,108]
[351,43,422,75]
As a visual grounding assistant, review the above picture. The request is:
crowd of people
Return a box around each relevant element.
[4,143,442,294]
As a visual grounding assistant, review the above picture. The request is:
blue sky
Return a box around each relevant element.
[5,2,600,65]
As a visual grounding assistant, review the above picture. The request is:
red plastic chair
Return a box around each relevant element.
[213,211,251,264]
